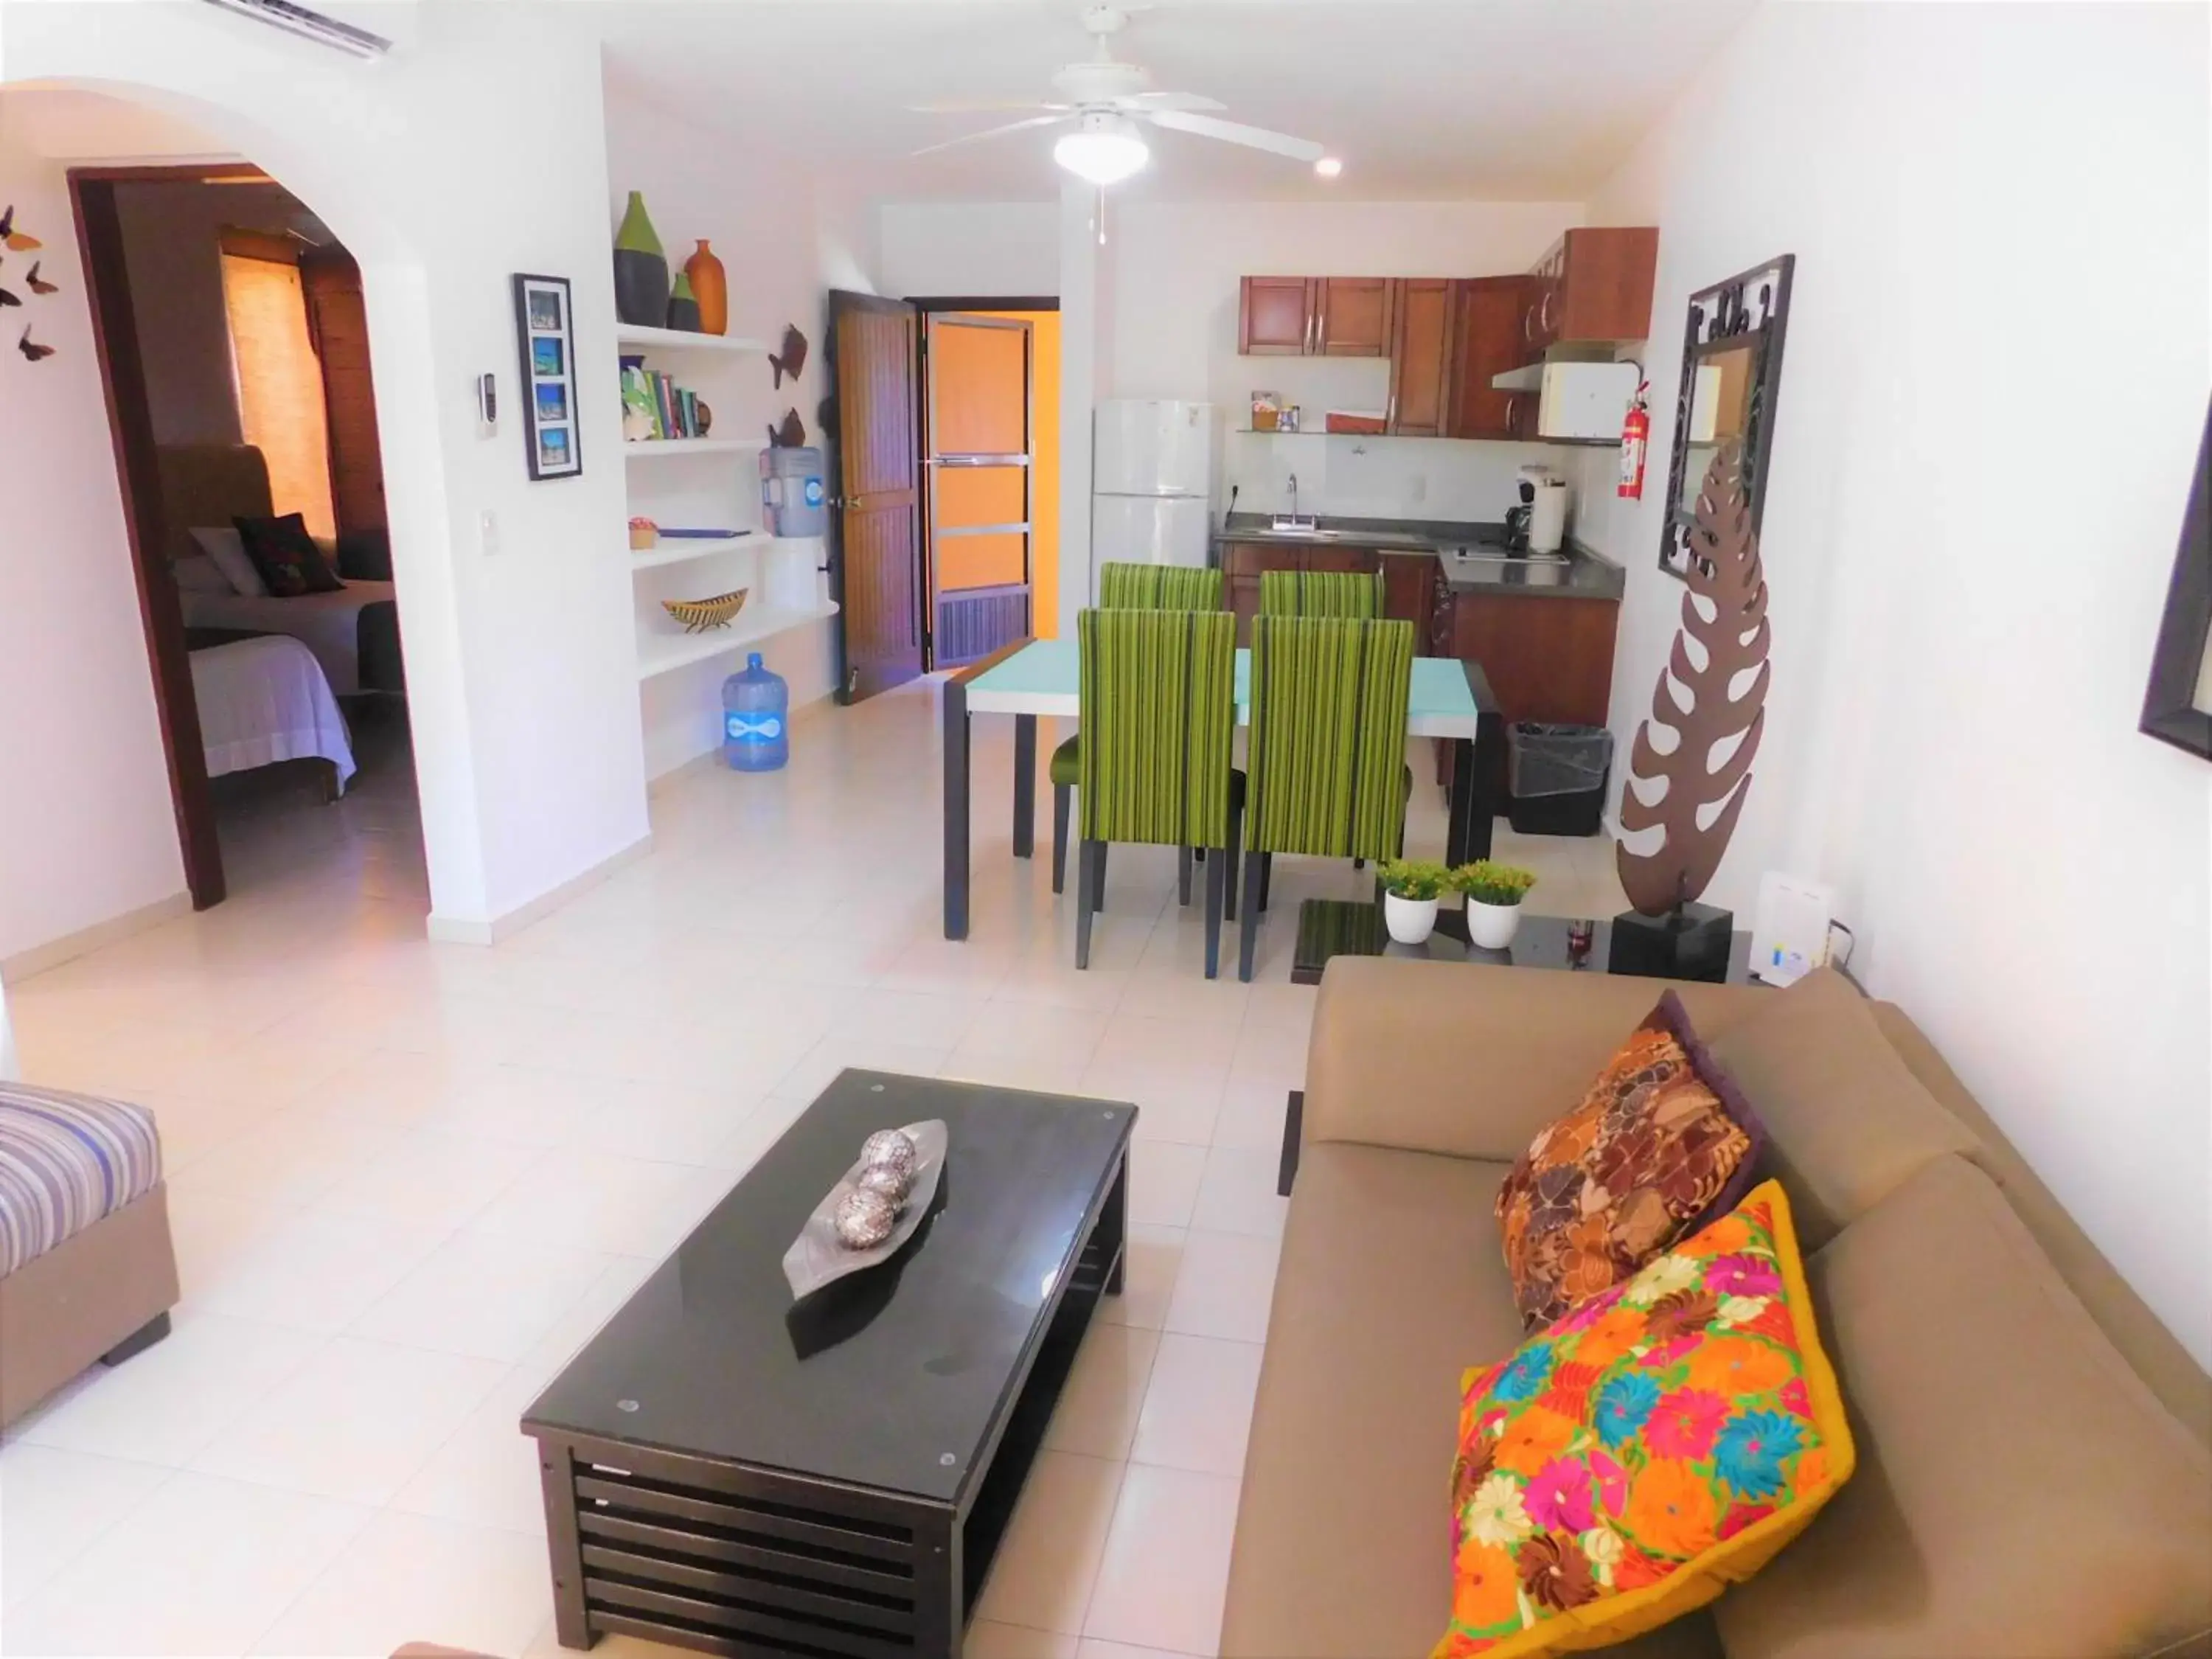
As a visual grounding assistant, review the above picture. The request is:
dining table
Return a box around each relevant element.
[940,636,1507,941]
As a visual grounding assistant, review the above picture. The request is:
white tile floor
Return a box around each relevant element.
[0,679,1628,1658]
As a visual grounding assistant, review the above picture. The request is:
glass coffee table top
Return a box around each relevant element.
[1290,902,1754,985]
[523,1070,1135,1503]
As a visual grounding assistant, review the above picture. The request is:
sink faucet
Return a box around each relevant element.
[1272,473,1317,532]
[1288,473,1298,521]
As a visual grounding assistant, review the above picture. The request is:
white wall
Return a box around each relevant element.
[605,86,877,778]
[1108,200,1582,523]
[0,124,189,967]
[3,3,655,941]
[878,201,1057,299]
[1563,1,2212,1363]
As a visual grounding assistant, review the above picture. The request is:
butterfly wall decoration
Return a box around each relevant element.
[0,208,60,363]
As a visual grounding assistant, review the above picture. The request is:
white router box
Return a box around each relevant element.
[1750,873,1836,987]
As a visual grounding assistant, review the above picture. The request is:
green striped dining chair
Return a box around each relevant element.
[1073,606,1242,978]
[1237,614,1416,981]
[1051,564,1225,897]
[1257,566,1386,619]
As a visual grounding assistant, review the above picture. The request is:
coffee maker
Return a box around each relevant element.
[1503,465,1568,554]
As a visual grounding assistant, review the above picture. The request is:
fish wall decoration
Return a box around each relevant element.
[770,324,808,389]
[27,262,56,296]
[0,205,41,252]
[18,326,55,362]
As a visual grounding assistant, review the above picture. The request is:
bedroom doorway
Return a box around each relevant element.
[71,163,418,912]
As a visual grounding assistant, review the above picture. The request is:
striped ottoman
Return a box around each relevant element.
[0,1084,164,1277]
[0,1082,178,1425]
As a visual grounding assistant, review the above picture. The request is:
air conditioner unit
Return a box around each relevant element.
[199,0,392,59]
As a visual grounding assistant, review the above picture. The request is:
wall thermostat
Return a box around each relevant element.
[477,372,498,436]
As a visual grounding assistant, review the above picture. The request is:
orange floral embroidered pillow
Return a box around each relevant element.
[1436,1181,1853,1658]
[1495,992,1764,1327]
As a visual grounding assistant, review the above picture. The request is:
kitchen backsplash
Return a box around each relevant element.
[1222,430,1565,524]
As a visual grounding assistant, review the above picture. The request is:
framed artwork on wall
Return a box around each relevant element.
[513,273,580,481]
[2139,401,2211,760]
[1659,255,1794,581]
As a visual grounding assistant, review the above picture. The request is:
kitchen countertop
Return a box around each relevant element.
[1213,514,1625,601]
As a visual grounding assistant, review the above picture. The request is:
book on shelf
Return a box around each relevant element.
[623,366,709,442]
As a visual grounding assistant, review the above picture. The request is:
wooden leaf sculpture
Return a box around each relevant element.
[1617,442,1771,915]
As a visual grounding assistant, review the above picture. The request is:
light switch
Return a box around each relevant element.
[479,509,501,556]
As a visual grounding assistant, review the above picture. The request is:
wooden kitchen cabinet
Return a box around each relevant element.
[1522,228,1660,357]
[1446,276,1537,439]
[1239,276,1316,355]
[1314,277,1393,357]
[1222,540,1400,646]
[1433,587,1622,797]
[1382,552,1439,645]
[1387,279,1454,437]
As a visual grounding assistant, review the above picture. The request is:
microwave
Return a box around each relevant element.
[1492,358,1641,442]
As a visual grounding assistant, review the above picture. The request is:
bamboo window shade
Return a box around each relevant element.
[219,228,335,540]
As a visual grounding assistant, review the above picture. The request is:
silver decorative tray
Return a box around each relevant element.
[782,1120,949,1299]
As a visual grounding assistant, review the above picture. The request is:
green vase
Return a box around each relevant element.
[667,269,701,333]
[612,190,668,328]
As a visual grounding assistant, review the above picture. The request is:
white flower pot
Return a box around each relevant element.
[1382,892,1440,945]
[1465,897,1523,950]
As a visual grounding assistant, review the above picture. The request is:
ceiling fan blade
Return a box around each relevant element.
[906,99,1069,115]
[1119,91,1226,114]
[910,114,1069,159]
[1144,109,1324,161]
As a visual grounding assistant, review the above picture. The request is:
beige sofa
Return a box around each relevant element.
[1223,963,2212,1659]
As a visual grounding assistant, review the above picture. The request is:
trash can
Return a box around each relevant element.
[1507,722,1613,836]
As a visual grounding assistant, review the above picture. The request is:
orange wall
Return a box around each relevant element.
[975,310,1060,639]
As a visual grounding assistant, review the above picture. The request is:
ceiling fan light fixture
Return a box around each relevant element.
[1315,156,1344,179]
[1055,113,1150,185]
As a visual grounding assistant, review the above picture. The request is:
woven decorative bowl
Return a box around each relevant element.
[662,588,749,633]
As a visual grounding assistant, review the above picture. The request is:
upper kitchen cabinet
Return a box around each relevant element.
[1314,277,1394,357]
[1238,276,1396,357]
[1446,276,1537,440]
[1387,278,1455,437]
[1239,276,1316,355]
[1522,228,1660,356]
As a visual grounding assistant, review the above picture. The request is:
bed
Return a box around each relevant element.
[156,444,404,698]
[189,634,356,791]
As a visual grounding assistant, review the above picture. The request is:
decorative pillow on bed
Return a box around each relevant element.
[1496,992,1764,1329]
[187,526,268,597]
[172,553,234,595]
[1436,1180,1854,1658]
[234,512,344,598]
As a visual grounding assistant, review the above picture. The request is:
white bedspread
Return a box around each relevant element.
[181,579,395,696]
[189,636,356,787]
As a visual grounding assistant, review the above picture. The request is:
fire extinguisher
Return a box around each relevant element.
[1618,380,1651,500]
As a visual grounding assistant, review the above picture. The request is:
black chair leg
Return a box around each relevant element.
[1225,801,1243,923]
[1259,852,1274,914]
[1075,840,1102,969]
[1203,841,1226,978]
[1353,857,1366,871]
[1239,852,1266,982]
[1051,784,1071,895]
[1178,845,1194,908]
[1093,843,1109,909]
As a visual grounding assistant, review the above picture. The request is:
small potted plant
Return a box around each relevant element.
[1378,859,1452,945]
[1453,860,1538,950]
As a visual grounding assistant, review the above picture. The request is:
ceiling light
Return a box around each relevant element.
[1055,112,1150,186]
[1315,156,1344,179]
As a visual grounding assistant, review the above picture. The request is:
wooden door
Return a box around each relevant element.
[1447,276,1535,439]
[1239,276,1315,355]
[1315,277,1392,357]
[1387,279,1453,435]
[925,313,1032,668]
[830,291,924,701]
[301,248,387,536]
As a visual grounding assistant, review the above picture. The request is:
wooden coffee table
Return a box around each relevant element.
[523,1069,1135,1658]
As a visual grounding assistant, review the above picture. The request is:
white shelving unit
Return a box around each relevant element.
[619,328,834,696]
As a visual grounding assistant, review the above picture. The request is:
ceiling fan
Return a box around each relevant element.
[908,4,1333,186]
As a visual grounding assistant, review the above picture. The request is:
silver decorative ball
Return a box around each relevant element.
[856,1162,913,1206]
[832,1188,898,1250]
[860,1129,918,1180]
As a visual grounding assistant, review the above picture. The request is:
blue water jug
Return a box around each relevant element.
[723,653,788,771]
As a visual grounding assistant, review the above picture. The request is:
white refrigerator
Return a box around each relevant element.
[1092,400,1216,574]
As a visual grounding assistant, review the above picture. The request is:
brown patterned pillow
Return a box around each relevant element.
[1495,991,1766,1328]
